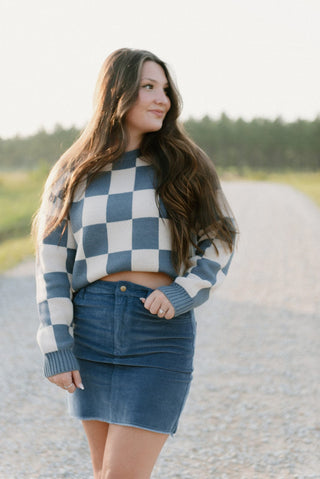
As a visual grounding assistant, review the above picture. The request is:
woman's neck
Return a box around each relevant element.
[126,132,143,152]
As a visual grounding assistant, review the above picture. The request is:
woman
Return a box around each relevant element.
[33,48,237,479]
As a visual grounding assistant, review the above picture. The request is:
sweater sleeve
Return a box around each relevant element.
[36,203,79,377]
[158,229,234,316]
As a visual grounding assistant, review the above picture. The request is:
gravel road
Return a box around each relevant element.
[0,181,319,479]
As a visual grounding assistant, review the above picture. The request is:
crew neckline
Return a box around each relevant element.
[124,148,140,157]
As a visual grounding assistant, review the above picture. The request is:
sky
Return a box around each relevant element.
[1,0,319,139]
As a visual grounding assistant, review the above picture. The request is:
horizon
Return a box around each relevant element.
[2,111,320,142]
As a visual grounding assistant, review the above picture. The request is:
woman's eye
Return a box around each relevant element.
[142,84,153,90]
[164,88,170,96]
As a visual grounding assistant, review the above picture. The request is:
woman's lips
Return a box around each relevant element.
[149,110,165,118]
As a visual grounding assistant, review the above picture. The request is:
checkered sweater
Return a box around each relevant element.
[36,149,234,377]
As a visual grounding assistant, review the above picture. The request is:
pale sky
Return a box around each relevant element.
[1,0,319,139]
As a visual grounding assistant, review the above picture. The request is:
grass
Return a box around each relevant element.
[220,169,320,207]
[264,171,320,207]
[0,168,319,273]
[0,170,46,240]
[0,169,47,273]
[0,235,34,273]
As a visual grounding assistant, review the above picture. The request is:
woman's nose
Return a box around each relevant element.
[155,89,170,106]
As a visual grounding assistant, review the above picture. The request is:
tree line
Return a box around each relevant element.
[1,114,319,171]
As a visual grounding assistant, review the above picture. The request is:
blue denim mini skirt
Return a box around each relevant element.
[67,280,196,435]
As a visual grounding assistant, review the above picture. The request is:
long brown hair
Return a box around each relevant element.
[33,48,237,272]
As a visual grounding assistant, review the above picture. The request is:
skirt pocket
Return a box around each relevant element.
[119,296,196,372]
[72,287,115,359]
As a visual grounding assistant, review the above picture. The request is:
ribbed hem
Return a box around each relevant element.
[158,283,194,316]
[44,349,80,377]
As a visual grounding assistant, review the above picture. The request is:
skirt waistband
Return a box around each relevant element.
[82,279,154,297]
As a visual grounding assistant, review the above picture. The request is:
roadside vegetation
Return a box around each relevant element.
[0,116,319,272]
[219,169,320,207]
[0,169,47,272]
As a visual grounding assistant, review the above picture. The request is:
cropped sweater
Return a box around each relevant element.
[36,149,234,377]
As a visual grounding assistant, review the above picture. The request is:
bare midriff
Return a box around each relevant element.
[100,271,173,290]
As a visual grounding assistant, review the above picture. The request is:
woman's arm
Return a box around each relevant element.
[156,230,235,316]
[36,216,79,377]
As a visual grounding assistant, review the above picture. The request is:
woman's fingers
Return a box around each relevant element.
[48,370,83,393]
[141,290,175,320]
[72,370,85,390]
[163,307,175,320]
[48,371,74,392]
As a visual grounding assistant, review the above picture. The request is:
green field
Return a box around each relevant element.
[0,169,319,273]
[221,169,320,206]
[0,169,47,272]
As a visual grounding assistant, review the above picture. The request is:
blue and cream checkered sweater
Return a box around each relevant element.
[36,149,234,376]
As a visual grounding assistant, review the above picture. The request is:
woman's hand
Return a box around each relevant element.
[48,370,84,394]
[140,290,175,320]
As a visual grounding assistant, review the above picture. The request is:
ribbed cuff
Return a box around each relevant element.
[158,283,194,317]
[44,349,80,377]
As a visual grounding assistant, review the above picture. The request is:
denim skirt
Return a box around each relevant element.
[67,280,196,435]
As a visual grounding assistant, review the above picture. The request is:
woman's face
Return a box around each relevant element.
[125,61,171,146]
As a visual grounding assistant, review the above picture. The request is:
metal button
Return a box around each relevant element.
[120,285,127,292]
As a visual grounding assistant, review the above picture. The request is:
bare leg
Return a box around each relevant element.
[82,420,109,479]
[83,420,168,479]
[102,424,168,479]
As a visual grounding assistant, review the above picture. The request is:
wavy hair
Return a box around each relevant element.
[33,48,237,272]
